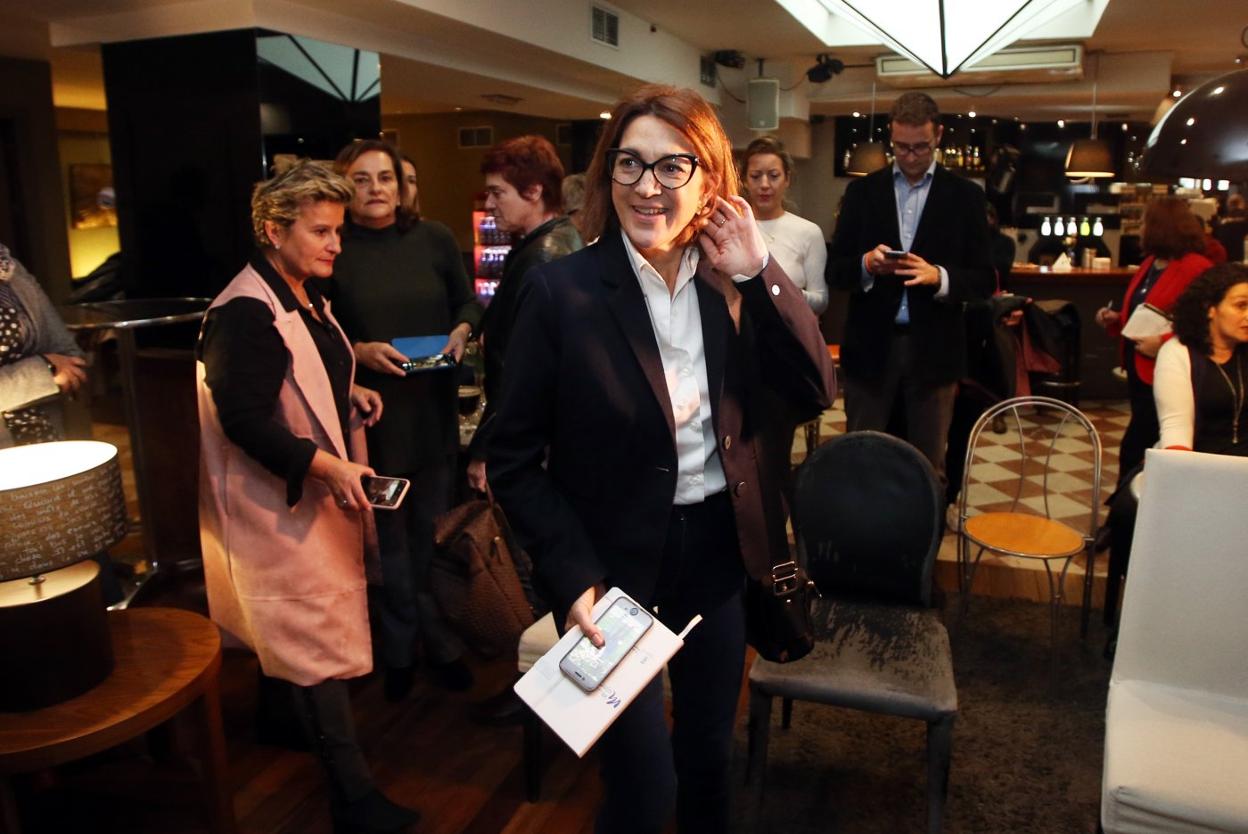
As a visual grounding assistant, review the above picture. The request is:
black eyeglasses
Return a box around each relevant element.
[891,141,936,157]
[607,149,701,189]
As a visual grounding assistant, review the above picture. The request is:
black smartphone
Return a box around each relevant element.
[361,475,410,510]
[883,249,908,259]
[400,354,456,374]
[559,596,654,692]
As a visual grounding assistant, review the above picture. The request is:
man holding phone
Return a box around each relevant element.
[827,91,994,484]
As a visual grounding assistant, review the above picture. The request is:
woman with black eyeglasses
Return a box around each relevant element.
[488,85,835,834]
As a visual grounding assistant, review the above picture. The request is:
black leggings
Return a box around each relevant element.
[1117,370,1158,488]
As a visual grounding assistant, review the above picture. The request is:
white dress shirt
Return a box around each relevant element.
[620,231,727,505]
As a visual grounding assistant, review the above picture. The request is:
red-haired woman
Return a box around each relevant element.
[467,135,582,492]
[488,86,835,834]
[1096,197,1212,484]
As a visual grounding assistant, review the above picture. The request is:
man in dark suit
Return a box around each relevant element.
[828,91,994,483]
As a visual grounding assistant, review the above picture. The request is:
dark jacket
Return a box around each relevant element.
[470,215,582,458]
[488,231,836,619]
[827,164,995,385]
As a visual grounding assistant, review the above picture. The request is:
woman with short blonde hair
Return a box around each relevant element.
[198,159,418,832]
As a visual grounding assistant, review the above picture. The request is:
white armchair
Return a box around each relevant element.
[1101,449,1248,833]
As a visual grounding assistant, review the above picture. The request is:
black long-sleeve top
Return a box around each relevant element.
[197,254,352,504]
[324,219,482,474]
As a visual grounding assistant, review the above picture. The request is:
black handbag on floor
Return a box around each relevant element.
[745,560,818,663]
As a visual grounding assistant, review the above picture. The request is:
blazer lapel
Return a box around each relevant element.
[694,266,729,419]
[600,233,676,440]
[909,166,947,254]
[874,168,902,248]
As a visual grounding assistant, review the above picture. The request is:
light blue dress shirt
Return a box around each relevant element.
[860,161,950,323]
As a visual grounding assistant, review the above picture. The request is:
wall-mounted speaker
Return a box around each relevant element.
[747,78,780,131]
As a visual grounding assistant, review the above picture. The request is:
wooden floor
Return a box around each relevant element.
[6,398,1127,833]
[9,621,616,833]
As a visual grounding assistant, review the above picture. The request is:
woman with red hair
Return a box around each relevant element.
[488,86,835,833]
[1096,197,1212,484]
[467,135,582,492]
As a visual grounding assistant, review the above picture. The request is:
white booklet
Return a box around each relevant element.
[513,587,701,757]
[1120,303,1173,341]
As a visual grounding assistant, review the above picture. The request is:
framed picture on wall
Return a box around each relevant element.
[69,163,117,229]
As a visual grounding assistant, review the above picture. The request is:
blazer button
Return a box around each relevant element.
[733,481,746,496]
[721,435,732,451]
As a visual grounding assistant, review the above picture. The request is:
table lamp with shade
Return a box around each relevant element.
[0,440,128,711]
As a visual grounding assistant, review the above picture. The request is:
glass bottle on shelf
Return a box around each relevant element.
[1054,217,1065,236]
[1041,217,1052,236]
[1067,218,1077,237]
[1080,217,1091,237]
[1092,217,1104,237]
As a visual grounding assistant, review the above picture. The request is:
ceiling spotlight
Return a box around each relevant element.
[968,110,977,118]
[1121,122,1128,130]
[852,111,861,117]
[599,111,611,119]
[1172,88,1182,98]
[1057,119,1065,128]
[806,53,845,84]
[713,50,746,70]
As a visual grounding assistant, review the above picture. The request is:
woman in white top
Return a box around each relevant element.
[741,135,828,315]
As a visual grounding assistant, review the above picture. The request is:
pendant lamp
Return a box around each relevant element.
[1140,68,1248,180]
[1066,54,1114,178]
[847,81,889,177]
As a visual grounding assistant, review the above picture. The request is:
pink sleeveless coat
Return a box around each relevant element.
[197,264,376,685]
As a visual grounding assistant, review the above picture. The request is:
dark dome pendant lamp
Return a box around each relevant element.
[1141,67,1248,181]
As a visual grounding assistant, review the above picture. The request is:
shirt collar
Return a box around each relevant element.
[249,251,325,314]
[619,229,700,295]
[892,160,937,187]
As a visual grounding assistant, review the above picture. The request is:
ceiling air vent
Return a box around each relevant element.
[458,126,493,149]
[592,5,619,47]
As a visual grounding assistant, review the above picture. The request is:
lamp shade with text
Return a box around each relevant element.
[0,440,128,582]
[0,441,126,710]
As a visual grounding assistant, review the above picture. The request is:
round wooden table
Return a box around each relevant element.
[0,607,234,834]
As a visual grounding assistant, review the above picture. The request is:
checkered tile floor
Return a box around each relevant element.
[792,396,1131,604]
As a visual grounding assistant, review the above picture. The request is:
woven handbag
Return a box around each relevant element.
[432,497,536,658]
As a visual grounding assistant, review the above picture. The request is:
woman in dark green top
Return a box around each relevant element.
[327,140,482,699]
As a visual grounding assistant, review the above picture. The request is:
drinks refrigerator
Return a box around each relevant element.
[473,208,511,305]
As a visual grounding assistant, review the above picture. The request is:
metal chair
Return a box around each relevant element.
[746,431,957,834]
[955,396,1103,657]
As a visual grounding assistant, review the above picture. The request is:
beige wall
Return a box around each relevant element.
[57,111,119,277]
[383,110,573,251]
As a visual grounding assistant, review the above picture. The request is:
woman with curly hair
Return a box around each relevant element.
[1154,262,1248,455]
[1102,262,1248,644]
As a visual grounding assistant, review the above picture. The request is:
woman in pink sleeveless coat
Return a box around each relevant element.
[196,160,419,834]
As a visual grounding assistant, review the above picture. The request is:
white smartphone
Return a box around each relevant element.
[559,596,654,692]
[361,475,410,510]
